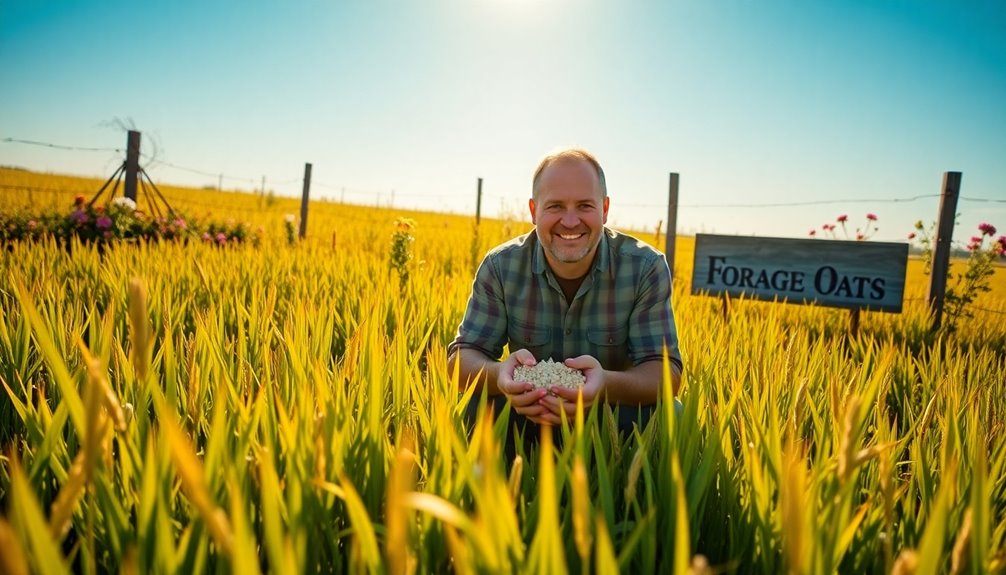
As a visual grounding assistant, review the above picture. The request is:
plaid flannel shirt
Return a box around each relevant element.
[449,227,682,372]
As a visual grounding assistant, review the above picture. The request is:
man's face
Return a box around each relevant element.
[529,158,610,277]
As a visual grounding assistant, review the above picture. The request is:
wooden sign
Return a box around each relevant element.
[692,234,908,312]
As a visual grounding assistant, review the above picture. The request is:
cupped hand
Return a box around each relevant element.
[539,355,605,420]
[498,349,560,425]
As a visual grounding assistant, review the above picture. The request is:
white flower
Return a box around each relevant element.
[111,196,137,212]
[284,213,296,223]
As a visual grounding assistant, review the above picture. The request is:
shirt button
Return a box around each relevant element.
[565,329,572,335]
[608,336,614,343]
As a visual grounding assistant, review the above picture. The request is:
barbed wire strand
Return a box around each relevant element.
[7,181,1006,222]
[4,136,1005,207]
[2,137,123,153]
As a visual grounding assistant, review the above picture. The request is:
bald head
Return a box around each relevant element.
[531,148,607,202]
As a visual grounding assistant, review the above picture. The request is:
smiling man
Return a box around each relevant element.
[448,148,683,443]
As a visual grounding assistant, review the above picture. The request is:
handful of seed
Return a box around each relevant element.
[513,359,585,390]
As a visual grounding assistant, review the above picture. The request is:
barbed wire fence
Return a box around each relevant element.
[5,134,1003,221]
[3,134,1004,320]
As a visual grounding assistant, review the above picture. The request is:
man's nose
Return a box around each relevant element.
[560,210,580,228]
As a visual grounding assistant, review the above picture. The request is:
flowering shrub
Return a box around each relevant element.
[390,217,416,289]
[911,220,1005,331]
[810,213,878,240]
[200,219,260,247]
[0,195,258,247]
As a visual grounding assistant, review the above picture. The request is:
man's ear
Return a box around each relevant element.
[602,196,610,224]
[528,197,537,225]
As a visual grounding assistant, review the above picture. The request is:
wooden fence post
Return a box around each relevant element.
[124,130,141,201]
[299,163,312,240]
[476,177,483,226]
[665,173,679,279]
[927,171,962,331]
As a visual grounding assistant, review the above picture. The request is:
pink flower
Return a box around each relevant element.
[202,232,211,242]
[70,209,89,225]
[907,232,916,240]
[971,236,982,244]
[837,214,848,223]
[967,242,979,252]
[979,223,997,236]
[27,220,37,230]
[216,232,227,244]
[866,213,877,221]
[809,229,816,237]
[96,215,113,229]
[173,218,187,229]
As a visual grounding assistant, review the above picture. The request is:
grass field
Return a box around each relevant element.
[1,168,1005,573]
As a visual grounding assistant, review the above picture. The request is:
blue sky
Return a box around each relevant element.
[2,0,1004,242]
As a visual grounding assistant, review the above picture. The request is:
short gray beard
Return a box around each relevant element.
[546,237,597,264]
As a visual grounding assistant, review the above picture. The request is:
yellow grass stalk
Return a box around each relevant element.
[8,453,70,575]
[160,405,234,556]
[594,516,618,574]
[781,439,808,575]
[837,395,861,482]
[186,359,203,430]
[950,509,972,575]
[338,473,382,573]
[444,525,472,575]
[571,455,592,562]
[879,426,896,572]
[12,281,86,439]
[258,446,296,574]
[473,411,521,570]
[891,549,918,575]
[47,452,87,540]
[671,454,692,575]
[625,446,645,505]
[916,461,958,575]
[527,426,567,574]
[916,392,938,438]
[121,546,138,575]
[49,343,115,540]
[127,278,151,383]
[386,447,418,575]
[0,517,30,575]
[78,340,126,431]
[314,416,328,481]
[849,442,896,472]
[789,377,808,433]
[227,479,262,575]
[507,455,524,502]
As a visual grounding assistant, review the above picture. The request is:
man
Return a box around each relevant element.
[448,148,682,433]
